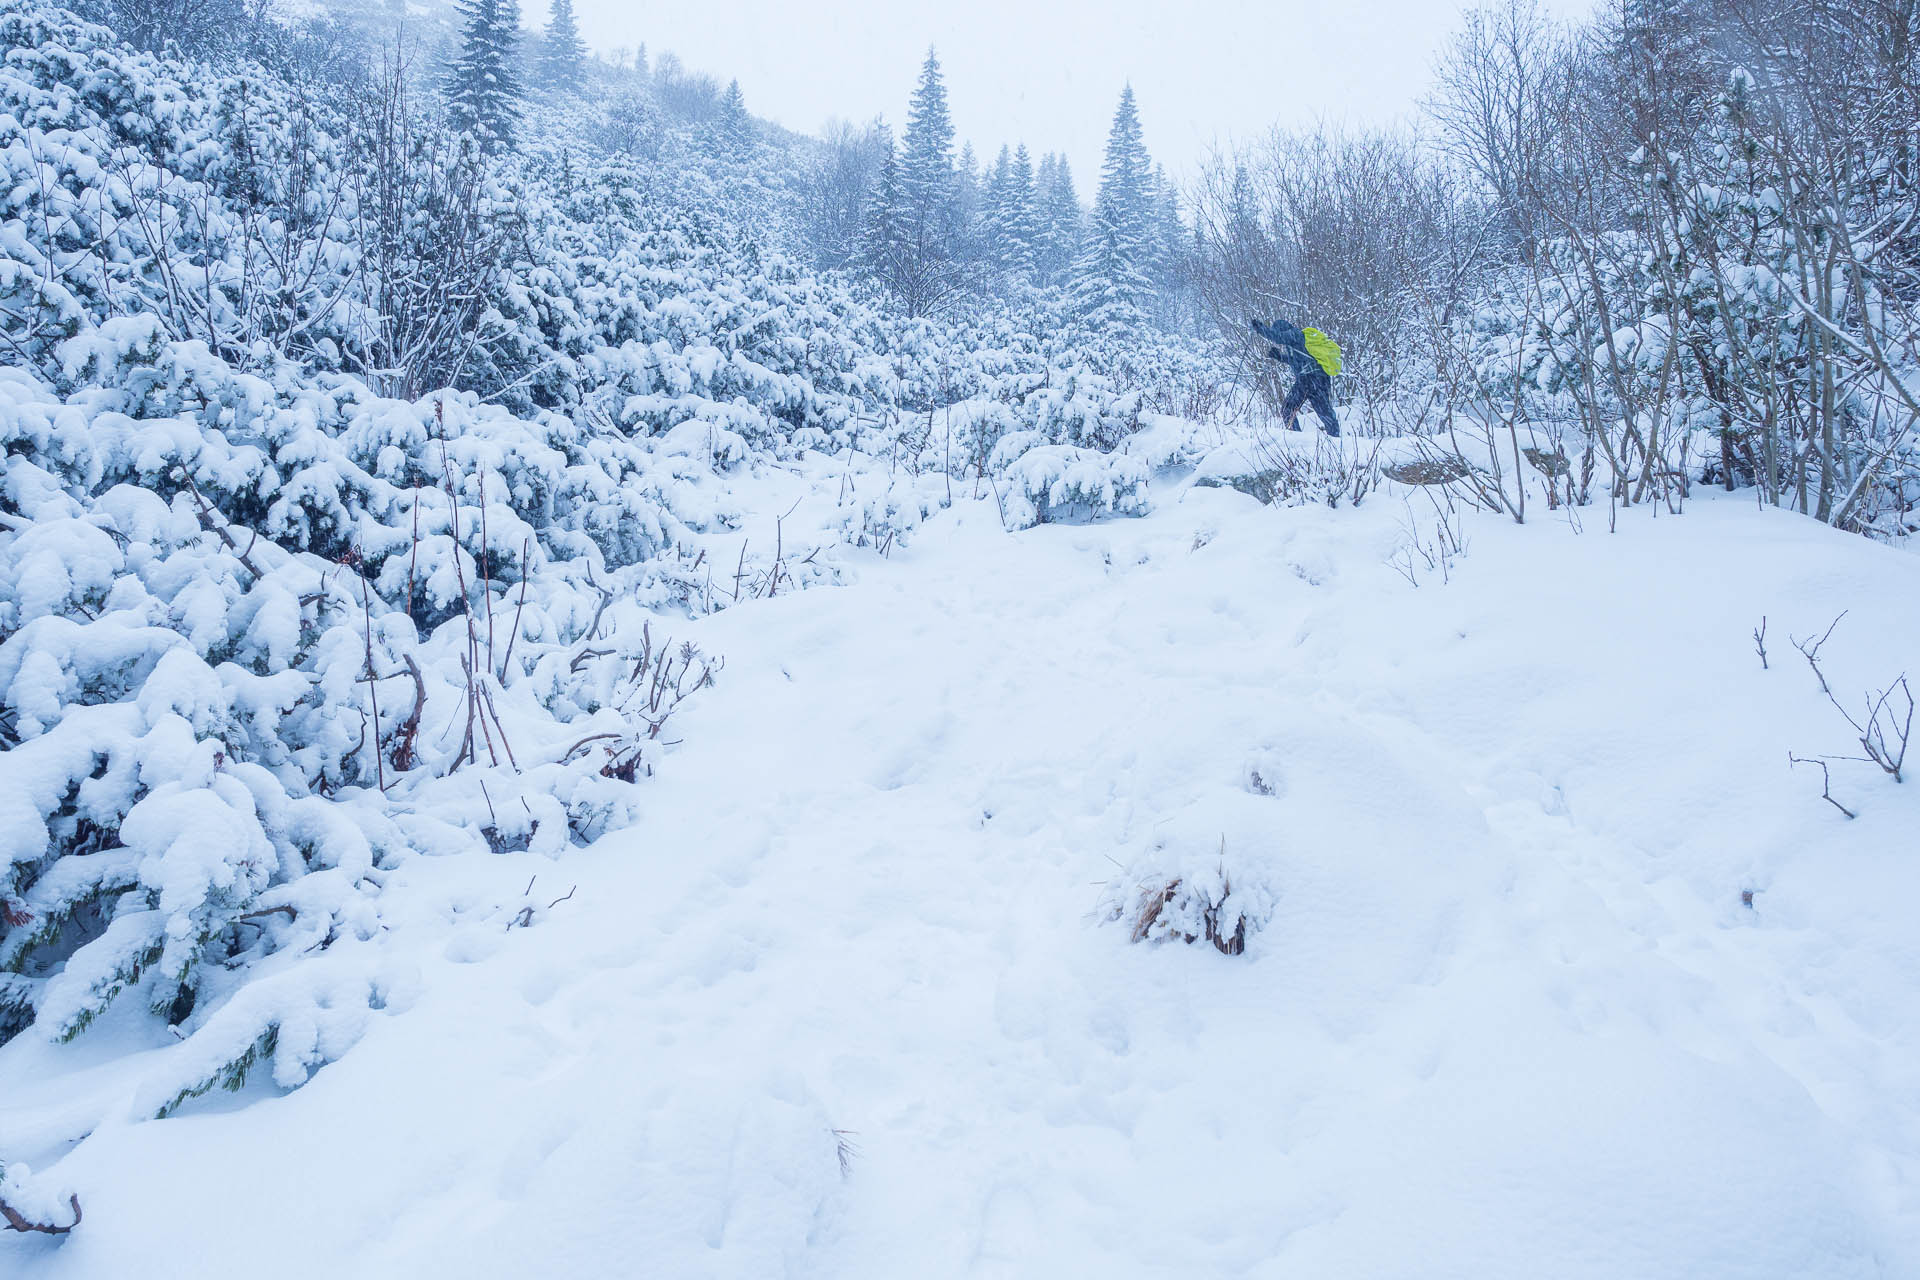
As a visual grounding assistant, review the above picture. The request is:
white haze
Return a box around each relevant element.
[545,0,1596,192]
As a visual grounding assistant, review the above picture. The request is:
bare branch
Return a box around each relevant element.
[1,1192,81,1236]
[1789,754,1857,820]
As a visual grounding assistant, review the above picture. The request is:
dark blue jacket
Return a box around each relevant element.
[1251,318,1320,378]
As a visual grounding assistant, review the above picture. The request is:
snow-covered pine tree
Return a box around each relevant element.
[955,141,984,264]
[985,144,1014,268]
[899,49,956,231]
[1037,153,1083,288]
[1071,85,1158,331]
[447,0,523,152]
[718,78,753,156]
[538,0,587,94]
[1149,165,1190,324]
[988,145,1013,208]
[885,47,962,315]
[1002,144,1041,284]
[857,123,904,285]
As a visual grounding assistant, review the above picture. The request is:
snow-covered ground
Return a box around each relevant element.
[5,473,1918,1278]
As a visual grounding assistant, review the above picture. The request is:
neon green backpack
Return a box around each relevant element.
[1302,327,1343,378]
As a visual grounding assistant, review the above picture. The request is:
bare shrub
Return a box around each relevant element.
[1187,124,1477,437]
[1202,432,1382,508]
[1787,613,1914,813]
[1390,492,1471,587]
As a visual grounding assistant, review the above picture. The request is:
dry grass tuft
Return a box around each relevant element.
[1126,875,1247,956]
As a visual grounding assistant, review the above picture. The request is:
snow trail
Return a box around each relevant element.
[6,485,1918,1278]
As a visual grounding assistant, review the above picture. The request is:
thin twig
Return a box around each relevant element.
[1792,612,1847,698]
[499,538,532,680]
[391,655,425,773]
[406,486,420,623]
[356,547,386,792]
[1789,754,1858,819]
[479,469,495,675]
[173,465,265,579]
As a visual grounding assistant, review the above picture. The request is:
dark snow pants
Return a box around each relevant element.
[1282,368,1341,436]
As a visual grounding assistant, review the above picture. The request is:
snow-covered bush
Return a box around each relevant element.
[0,1,365,378]
[861,307,1217,533]
[0,334,736,1105]
[1193,434,1381,509]
[0,1160,80,1236]
[830,465,947,554]
[1102,843,1273,957]
[993,442,1150,529]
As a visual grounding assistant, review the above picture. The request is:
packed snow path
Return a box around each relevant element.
[7,485,1919,1278]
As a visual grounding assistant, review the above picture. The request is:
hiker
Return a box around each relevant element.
[1250,317,1342,437]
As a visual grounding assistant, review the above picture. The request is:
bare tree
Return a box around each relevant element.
[799,118,891,271]
[1187,124,1485,435]
[343,42,523,402]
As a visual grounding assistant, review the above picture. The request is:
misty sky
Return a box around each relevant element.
[541,1,1594,193]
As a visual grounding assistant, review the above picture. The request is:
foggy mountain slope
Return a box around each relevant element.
[3,0,1918,1273]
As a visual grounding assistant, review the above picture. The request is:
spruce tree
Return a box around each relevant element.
[986,144,1014,257]
[448,0,524,152]
[539,0,587,94]
[1070,85,1157,329]
[718,79,754,156]
[1035,152,1059,276]
[865,48,962,315]
[857,124,904,284]
[1037,153,1083,288]
[898,48,957,261]
[1149,166,1189,320]
[1002,144,1040,281]
[954,141,983,263]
